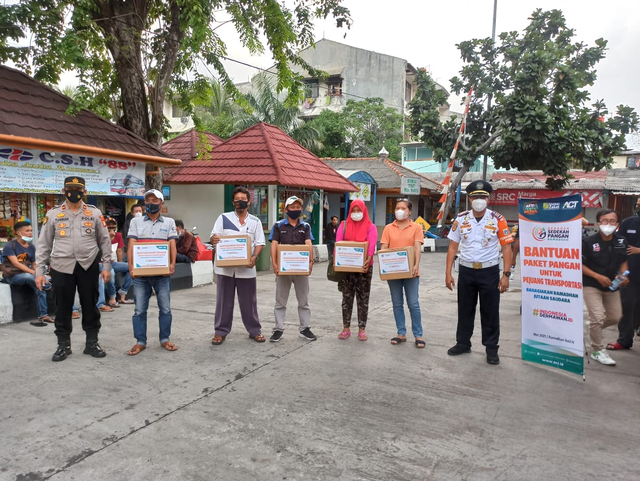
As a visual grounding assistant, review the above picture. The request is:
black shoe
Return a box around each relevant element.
[83,341,107,358]
[270,330,284,342]
[52,343,72,362]
[299,328,317,341]
[487,352,500,365]
[447,344,471,356]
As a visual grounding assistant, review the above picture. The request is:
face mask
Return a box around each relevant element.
[134,212,143,218]
[599,224,616,236]
[235,200,249,210]
[351,212,364,222]
[65,190,83,203]
[146,203,161,215]
[395,210,408,221]
[21,236,33,243]
[472,199,487,212]
[177,230,184,237]
[287,209,302,220]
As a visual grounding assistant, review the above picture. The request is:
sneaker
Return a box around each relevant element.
[299,328,317,341]
[269,330,284,342]
[590,350,616,366]
[447,344,471,356]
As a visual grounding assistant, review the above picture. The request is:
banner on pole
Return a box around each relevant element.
[519,194,584,376]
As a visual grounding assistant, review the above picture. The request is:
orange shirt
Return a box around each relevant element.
[381,220,424,249]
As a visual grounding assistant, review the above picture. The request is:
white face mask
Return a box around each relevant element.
[351,212,364,222]
[395,210,408,221]
[599,224,617,236]
[471,199,487,212]
[134,212,143,218]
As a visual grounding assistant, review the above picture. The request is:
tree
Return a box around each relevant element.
[232,73,323,151]
[306,110,351,158]
[0,0,351,188]
[339,98,404,160]
[193,78,238,139]
[409,9,638,220]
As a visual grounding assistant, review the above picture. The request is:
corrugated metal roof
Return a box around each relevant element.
[164,122,357,192]
[0,65,172,159]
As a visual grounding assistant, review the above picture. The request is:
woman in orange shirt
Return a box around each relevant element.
[380,199,425,348]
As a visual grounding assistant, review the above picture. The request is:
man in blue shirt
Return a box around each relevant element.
[2,221,53,325]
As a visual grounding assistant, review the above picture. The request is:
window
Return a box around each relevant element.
[172,104,187,118]
[405,81,412,104]
[327,77,343,96]
[627,157,639,168]
[304,80,319,99]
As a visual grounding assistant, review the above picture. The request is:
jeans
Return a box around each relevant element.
[97,263,132,307]
[97,267,116,308]
[132,276,172,346]
[387,276,422,338]
[7,273,50,318]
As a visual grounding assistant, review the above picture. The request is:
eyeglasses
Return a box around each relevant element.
[598,220,618,225]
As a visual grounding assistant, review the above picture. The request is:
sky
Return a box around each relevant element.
[215,0,640,114]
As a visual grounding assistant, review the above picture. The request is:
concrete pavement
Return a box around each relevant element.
[1,253,639,480]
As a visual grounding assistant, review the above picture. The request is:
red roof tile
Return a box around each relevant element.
[164,122,357,192]
[162,129,224,163]
[0,65,174,162]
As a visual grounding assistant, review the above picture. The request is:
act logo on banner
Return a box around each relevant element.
[519,194,584,376]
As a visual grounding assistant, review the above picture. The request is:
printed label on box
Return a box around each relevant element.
[378,251,410,274]
[335,246,365,267]
[217,237,249,261]
[280,250,310,272]
[133,244,169,268]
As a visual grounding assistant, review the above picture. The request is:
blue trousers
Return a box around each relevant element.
[387,276,423,338]
[131,276,172,345]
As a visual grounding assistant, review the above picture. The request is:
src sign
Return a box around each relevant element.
[490,189,601,208]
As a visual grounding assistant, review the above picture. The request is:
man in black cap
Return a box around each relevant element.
[36,176,112,362]
[444,180,513,364]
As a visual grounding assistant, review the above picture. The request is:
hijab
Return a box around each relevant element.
[345,199,373,242]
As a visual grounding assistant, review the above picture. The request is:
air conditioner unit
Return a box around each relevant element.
[180,117,189,125]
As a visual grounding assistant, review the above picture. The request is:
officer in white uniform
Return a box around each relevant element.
[444,180,514,364]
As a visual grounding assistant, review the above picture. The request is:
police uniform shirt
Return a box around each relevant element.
[127,214,178,243]
[269,218,314,245]
[618,213,640,283]
[210,211,266,279]
[35,202,112,276]
[582,232,628,291]
[447,209,513,263]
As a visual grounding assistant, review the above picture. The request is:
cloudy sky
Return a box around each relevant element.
[218,0,640,114]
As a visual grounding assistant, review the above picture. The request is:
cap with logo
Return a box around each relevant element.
[64,176,85,188]
[284,196,303,208]
[144,189,164,202]
[466,180,493,196]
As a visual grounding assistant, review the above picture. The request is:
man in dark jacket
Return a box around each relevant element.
[176,220,199,263]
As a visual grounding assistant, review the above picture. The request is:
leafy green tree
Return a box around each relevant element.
[193,78,238,140]
[306,110,351,158]
[340,98,403,160]
[0,0,351,187]
[409,9,637,219]
[233,73,323,151]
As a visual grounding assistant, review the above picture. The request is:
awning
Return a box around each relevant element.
[490,189,602,208]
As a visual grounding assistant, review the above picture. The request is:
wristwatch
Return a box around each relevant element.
[504,271,511,278]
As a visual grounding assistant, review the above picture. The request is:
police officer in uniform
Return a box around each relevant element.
[445,180,513,365]
[36,177,112,362]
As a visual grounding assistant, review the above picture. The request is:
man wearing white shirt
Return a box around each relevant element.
[210,186,266,345]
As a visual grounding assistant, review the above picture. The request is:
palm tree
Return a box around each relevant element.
[233,73,323,152]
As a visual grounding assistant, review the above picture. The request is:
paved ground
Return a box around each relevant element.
[1,252,639,481]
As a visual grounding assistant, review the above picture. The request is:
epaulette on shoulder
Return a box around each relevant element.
[458,210,470,217]
[491,211,504,220]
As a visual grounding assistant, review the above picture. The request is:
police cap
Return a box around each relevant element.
[64,176,85,188]
[466,180,492,196]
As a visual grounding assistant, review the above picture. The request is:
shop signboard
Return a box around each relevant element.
[0,146,147,196]
[400,177,420,196]
[519,194,584,376]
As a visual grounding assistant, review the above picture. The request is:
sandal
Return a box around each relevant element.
[30,320,48,327]
[107,301,120,308]
[249,334,266,343]
[119,299,134,304]
[99,305,113,312]
[211,335,225,345]
[127,344,146,356]
[606,342,629,350]
[338,330,351,340]
[415,339,426,349]
[72,311,81,319]
[390,337,406,345]
[39,315,55,323]
[358,331,368,341]
[161,341,178,351]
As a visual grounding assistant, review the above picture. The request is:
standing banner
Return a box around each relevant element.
[519,194,584,376]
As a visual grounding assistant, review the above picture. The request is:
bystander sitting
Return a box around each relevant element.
[175,220,198,263]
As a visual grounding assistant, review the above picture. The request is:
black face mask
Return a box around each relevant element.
[146,203,161,215]
[65,190,83,203]
[287,209,302,220]
[235,200,249,210]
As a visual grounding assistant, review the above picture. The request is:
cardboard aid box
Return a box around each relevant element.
[131,241,171,276]
[215,234,252,267]
[377,246,415,280]
[277,244,312,276]
[334,241,369,272]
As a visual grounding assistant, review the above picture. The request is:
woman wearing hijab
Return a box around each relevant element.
[335,199,378,341]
